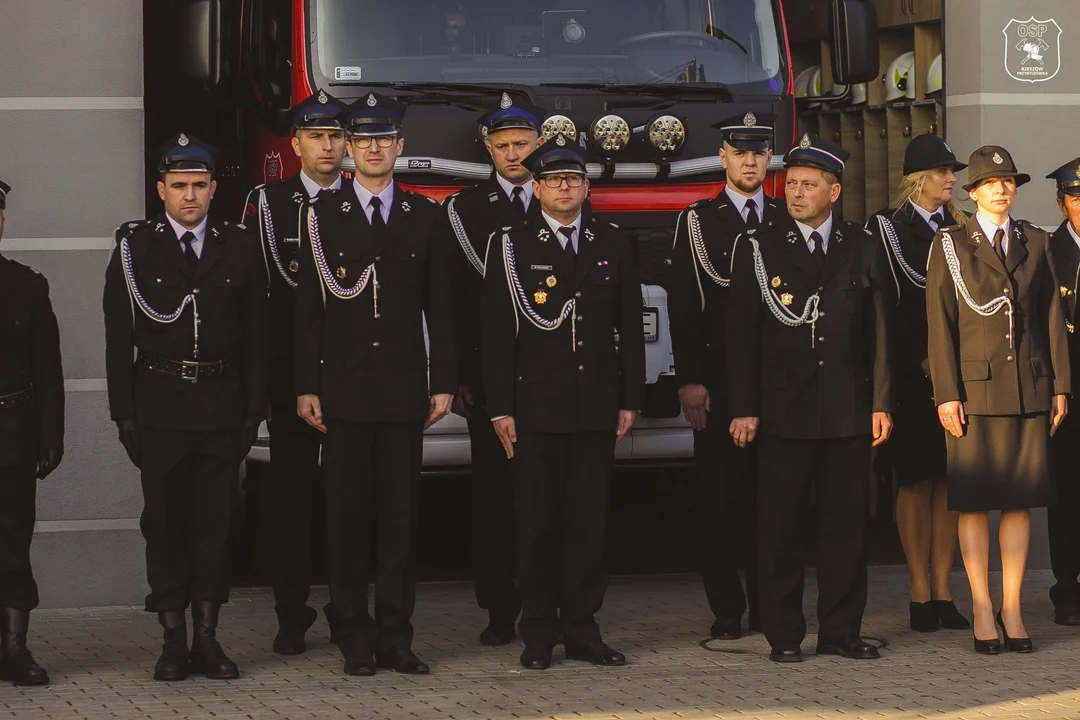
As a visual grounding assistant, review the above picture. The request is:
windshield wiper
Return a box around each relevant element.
[540,82,735,101]
[329,80,538,102]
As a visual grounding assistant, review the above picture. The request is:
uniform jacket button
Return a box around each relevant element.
[575,291,582,298]
[578,365,584,371]
[818,360,825,367]
[818,336,825,342]
[372,341,380,348]
[1006,355,1013,361]
[193,288,200,294]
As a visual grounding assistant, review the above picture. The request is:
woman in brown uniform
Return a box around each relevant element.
[868,135,969,633]
[926,146,1070,655]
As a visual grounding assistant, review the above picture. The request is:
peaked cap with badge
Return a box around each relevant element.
[522,134,589,177]
[156,132,218,174]
[478,93,545,134]
[713,111,776,151]
[784,133,849,176]
[291,88,349,130]
[0,179,9,211]
[962,145,1030,191]
[1047,157,1080,197]
[344,92,407,137]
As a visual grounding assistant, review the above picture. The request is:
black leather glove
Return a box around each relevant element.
[116,418,141,468]
[37,447,63,480]
[241,416,261,457]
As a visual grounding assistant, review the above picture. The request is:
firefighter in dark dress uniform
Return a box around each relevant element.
[482,136,646,670]
[1045,157,1080,627]
[242,89,348,655]
[728,134,893,663]
[103,134,269,681]
[439,94,545,646]
[293,93,456,677]
[0,181,63,686]
[669,112,786,639]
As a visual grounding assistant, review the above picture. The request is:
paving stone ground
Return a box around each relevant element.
[2,567,1079,720]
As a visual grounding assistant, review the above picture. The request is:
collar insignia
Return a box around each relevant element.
[500,92,513,109]
[402,200,411,213]
[489,192,499,202]
[211,227,220,237]
[584,228,595,241]
[538,228,551,242]
[341,201,352,213]
[155,223,165,232]
[292,191,304,204]
[786,229,798,244]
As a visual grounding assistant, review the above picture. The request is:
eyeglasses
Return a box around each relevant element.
[349,136,398,149]
[540,174,586,188]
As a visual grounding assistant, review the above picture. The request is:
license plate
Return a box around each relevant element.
[642,307,659,342]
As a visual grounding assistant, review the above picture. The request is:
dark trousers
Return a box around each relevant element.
[1049,422,1080,610]
[0,464,38,611]
[268,406,324,616]
[694,418,757,626]
[138,427,243,612]
[467,416,520,621]
[755,433,869,649]
[322,419,423,651]
[513,430,614,647]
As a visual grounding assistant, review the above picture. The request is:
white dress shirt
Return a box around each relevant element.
[166,214,208,258]
[542,211,582,253]
[352,179,394,224]
[975,211,1011,255]
[300,170,342,199]
[495,173,534,213]
[795,213,834,254]
[1068,222,1080,251]
[724,185,765,224]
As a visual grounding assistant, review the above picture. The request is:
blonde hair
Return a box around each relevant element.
[893,168,969,224]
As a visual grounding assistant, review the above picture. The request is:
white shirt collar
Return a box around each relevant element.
[352,179,394,222]
[1068,222,1080,250]
[542,211,582,251]
[724,185,766,222]
[495,173,534,210]
[794,214,833,253]
[909,200,944,228]
[975,211,1011,249]
[300,170,342,199]
[166,214,208,245]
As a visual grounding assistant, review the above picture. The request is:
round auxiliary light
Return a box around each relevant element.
[563,18,586,44]
[541,114,577,142]
[647,115,687,154]
[590,114,631,154]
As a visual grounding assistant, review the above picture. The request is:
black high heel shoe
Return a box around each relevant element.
[996,612,1033,653]
[972,629,1000,655]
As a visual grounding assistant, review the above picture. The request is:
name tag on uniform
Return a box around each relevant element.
[283,237,300,244]
[530,264,553,271]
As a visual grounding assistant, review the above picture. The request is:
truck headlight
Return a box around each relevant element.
[590,114,631,155]
[541,114,577,142]
[647,115,686,154]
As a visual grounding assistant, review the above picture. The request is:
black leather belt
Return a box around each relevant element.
[0,386,33,409]
[137,352,233,383]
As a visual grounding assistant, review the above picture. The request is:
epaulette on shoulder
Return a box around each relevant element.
[254,177,291,193]
[687,199,707,210]
[116,219,149,242]
[609,221,620,229]
[403,188,439,205]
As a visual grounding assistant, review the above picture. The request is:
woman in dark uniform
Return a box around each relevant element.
[926,146,1070,655]
[868,135,969,633]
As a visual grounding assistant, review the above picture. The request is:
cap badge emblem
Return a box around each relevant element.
[1075,164,1080,179]
[318,90,328,104]
[366,93,377,107]
[556,134,567,146]
[500,92,513,109]
[799,134,811,150]
[546,275,557,288]
[533,290,548,305]
[178,133,190,147]
[943,141,953,153]
[744,112,756,127]
[771,276,781,289]
[992,152,1004,165]
[780,293,794,306]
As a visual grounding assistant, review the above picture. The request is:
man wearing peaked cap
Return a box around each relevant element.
[482,131,645,670]
[103,133,269,682]
[0,181,64,686]
[293,86,455,677]
[669,111,786,641]
[728,132,894,663]
[241,89,348,656]
[1045,156,1080,627]
[436,92,546,648]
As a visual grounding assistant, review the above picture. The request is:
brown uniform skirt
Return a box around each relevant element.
[945,412,1056,512]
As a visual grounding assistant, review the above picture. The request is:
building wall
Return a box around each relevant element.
[0,0,149,607]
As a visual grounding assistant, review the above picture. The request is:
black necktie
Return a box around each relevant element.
[744,198,760,229]
[315,188,334,202]
[369,196,386,234]
[929,212,944,230]
[810,231,826,270]
[994,227,1007,265]
[180,231,199,272]
[511,186,526,218]
[558,226,576,267]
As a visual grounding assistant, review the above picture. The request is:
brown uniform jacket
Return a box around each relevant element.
[926,216,1071,416]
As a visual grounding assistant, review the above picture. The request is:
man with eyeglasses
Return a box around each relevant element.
[293,92,456,677]
[482,135,645,670]
[669,111,784,641]
[437,94,545,647]
[241,89,348,657]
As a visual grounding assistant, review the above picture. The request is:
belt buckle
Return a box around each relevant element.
[180,360,200,383]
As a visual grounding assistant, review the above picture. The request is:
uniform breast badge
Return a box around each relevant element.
[546,275,557,288]
[336,266,347,279]
[771,276,782,289]
[1061,285,1071,298]
[780,293,794,306]
[1068,321,1076,334]
[534,290,548,305]
[289,260,300,273]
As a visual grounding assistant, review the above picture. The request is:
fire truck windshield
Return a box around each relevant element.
[310,0,784,95]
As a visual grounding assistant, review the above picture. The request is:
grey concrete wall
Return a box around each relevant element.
[0,0,148,607]
[945,0,1080,570]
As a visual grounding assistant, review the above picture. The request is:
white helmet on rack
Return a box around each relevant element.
[884,51,916,102]
[795,65,823,108]
[850,83,867,105]
[926,53,943,96]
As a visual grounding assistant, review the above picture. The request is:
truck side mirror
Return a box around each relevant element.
[830,0,879,85]
[174,0,221,84]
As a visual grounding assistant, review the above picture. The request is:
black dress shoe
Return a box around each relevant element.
[996,612,1033,653]
[973,630,1001,655]
[816,636,880,660]
[520,643,553,670]
[188,602,239,680]
[932,600,971,630]
[342,645,377,677]
[768,647,802,663]
[375,647,430,675]
[273,606,318,655]
[710,618,741,640]
[0,609,50,686]
[1054,607,1080,626]
[480,616,516,646]
[564,640,626,666]
[153,611,188,682]
[909,601,939,632]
